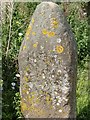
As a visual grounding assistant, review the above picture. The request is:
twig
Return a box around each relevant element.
[6,1,14,57]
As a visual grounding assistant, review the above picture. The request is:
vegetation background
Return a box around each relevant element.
[1,2,89,120]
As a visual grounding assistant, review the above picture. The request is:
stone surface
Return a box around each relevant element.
[18,2,77,118]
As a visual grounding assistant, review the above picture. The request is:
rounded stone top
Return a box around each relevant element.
[41,1,58,7]
[37,1,60,10]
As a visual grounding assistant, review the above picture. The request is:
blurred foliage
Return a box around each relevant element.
[2,2,89,120]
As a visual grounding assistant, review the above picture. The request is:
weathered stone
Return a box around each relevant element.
[18,2,77,118]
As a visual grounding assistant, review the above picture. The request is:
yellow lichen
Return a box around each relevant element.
[36,98,40,103]
[26,93,40,105]
[42,28,55,37]
[23,45,26,50]
[33,42,38,48]
[47,31,55,37]
[23,84,28,89]
[28,105,46,116]
[25,66,29,71]
[31,18,35,24]
[45,94,52,105]
[21,102,28,111]
[39,90,43,94]
[28,25,32,29]
[24,76,28,82]
[22,89,27,94]
[26,25,32,36]
[26,36,29,40]
[50,105,53,109]
[27,95,34,104]
[31,91,36,96]
[32,32,36,35]
[46,95,50,104]
[22,94,47,115]
[51,18,58,28]
[33,44,37,48]
[42,29,48,35]
[26,31,30,36]
[56,45,64,53]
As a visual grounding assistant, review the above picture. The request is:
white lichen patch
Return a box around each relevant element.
[57,103,60,106]
[57,69,61,73]
[55,92,57,95]
[27,91,29,94]
[34,59,37,63]
[42,73,45,79]
[57,38,61,43]
[59,109,62,113]
[25,72,29,76]
[53,47,56,52]
[40,46,44,50]
[28,82,33,89]
[51,75,54,78]
[53,55,57,58]
[58,99,62,104]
